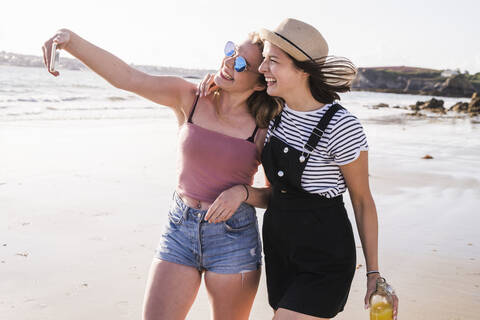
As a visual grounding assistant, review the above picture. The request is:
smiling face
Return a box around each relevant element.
[213,39,265,94]
[258,41,308,99]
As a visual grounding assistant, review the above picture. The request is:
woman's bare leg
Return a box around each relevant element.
[204,269,261,320]
[142,259,201,320]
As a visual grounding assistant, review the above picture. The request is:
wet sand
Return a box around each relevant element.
[1,117,479,319]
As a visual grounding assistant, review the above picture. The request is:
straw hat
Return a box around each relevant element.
[259,18,329,62]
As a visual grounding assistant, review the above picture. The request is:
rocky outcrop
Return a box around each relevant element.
[405,78,437,92]
[468,92,480,116]
[401,93,479,117]
[449,102,469,113]
[409,98,446,114]
[368,92,479,118]
[352,67,478,98]
[372,103,389,109]
[434,74,476,97]
[352,68,410,91]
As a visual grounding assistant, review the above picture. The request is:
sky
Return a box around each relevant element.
[1,0,480,73]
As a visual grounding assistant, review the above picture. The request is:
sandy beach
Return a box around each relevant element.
[1,114,479,320]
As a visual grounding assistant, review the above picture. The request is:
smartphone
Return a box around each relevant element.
[49,42,60,72]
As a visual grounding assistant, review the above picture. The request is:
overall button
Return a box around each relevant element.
[280,189,288,193]
[283,147,289,153]
[277,170,284,177]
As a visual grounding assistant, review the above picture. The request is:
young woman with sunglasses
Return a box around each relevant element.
[255,19,399,320]
[42,29,280,320]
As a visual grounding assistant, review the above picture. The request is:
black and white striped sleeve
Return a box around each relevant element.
[326,113,369,165]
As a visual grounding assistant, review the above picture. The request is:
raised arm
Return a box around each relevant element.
[42,29,196,121]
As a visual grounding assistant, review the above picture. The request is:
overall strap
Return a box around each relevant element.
[187,94,200,123]
[271,110,283,131]
[304,104,344,153]
[246,125,259,143]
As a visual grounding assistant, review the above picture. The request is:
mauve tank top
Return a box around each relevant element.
[176,95,260,203]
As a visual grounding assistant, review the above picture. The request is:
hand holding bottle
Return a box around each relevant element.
[368,277,398,320]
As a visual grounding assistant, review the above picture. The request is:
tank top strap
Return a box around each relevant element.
[187,94,200,123]
[246,125,259,143]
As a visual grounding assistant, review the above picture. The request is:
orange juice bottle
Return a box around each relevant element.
[369,277,393,320]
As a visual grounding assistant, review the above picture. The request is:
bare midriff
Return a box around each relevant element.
[177,192,212,211]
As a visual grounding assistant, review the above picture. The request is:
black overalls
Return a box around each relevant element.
[261,104,357,318]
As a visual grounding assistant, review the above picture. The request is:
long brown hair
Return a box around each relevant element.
[291,55,357,104]
[246,32,283,128]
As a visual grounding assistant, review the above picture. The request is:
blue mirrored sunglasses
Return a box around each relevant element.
[224,41,248,72]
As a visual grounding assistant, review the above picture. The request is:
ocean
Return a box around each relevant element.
[0,65,474,122]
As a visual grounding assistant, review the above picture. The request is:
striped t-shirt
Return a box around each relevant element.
[265,103,369,198]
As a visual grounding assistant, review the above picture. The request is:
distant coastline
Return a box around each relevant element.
[2,51,479,98]
[352,66,480,98]
[0,51,215,79]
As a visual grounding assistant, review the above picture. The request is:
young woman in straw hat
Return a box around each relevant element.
[42,30,281,319]
[254,18,399,319]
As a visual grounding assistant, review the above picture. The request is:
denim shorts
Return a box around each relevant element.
[155,192,262,274]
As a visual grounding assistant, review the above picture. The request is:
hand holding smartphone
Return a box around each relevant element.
[49,42,60,73]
